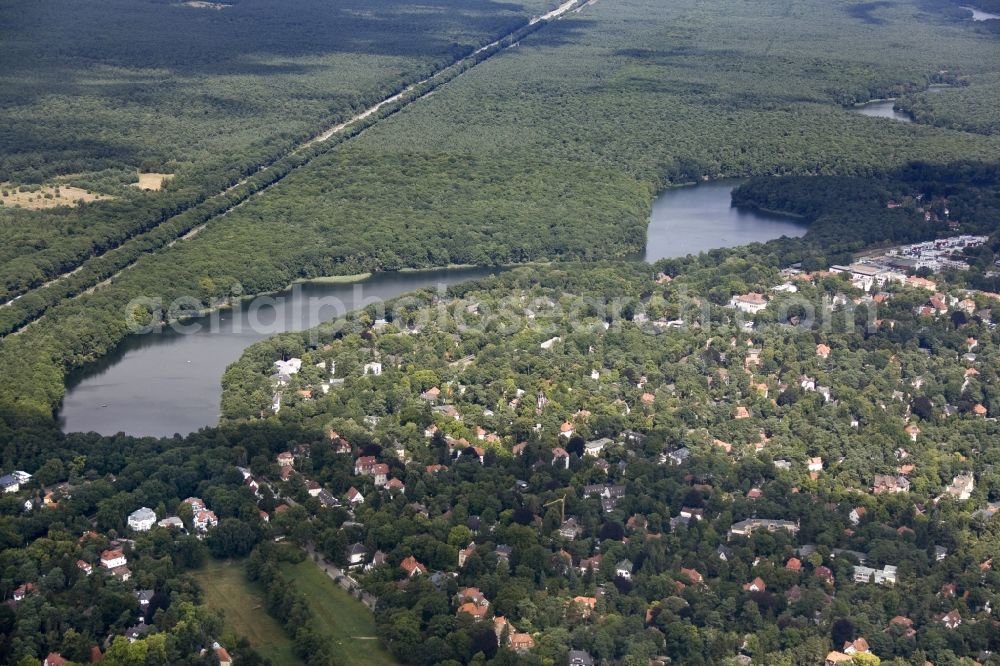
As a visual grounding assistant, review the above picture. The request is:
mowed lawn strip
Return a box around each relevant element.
[279,558,399,666]
[192,558,304,665]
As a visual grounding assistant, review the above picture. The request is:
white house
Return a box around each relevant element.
[101,549,127,569]
[194,510,218,532]
[729,293,768,314]
[942,473,975,501]
[615,560,633,580]
[829,264,882,291]
[347,543,367,567]
[346,487,365,505]
[584,438,612,456]
[729,518,799,537]
[540,336,561,350]
[363,362,383,376]
[158,516,184,530]
[273,358,302,376]
[127,507,157,532]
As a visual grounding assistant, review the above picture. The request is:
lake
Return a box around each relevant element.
[58,267,501,437]
[644,179,807,261]
[60,180,807,437]
[853,100,913,122]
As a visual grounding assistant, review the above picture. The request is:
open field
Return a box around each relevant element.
[0,184,109,209]
[192,558,304,665]
[280,558,399,666]
[133,172,175,191]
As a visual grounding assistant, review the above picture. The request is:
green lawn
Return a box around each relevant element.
[279,558,399,666]
[192,559,304,666]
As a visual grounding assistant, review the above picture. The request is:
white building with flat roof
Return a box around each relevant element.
[853,564,897,585]
[127,507,156,532]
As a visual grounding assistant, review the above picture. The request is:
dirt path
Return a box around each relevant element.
[2,265,83,308]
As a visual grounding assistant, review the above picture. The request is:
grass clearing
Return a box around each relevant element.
[133,172,175,191]
[295,272,372,284]
[0,183,109,209]
[279,558,399,666]
[191,558,304,666]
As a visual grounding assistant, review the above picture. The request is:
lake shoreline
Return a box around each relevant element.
[732,202,808,220]
[60,179,810,437]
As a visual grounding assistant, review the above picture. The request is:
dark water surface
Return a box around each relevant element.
[61,180,807,437]
[644,179,807,261]
[854,100,913,122]
[59,268,500,437]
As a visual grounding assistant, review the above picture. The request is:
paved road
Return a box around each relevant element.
[303,543,378,611]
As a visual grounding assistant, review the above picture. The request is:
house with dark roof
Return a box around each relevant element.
[873,475,911,494]
[361,551,385,572]
[939,609,961,630]
[578,554,603,573]
[125,624,151,642]
[559,518,582,540]
[347,543,366,567]
[0,474,20,494]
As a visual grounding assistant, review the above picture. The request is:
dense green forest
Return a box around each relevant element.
[0,0,549,301]
[0,0,543,181]
[730,162,1000,268]
[212,252,1000,665]
[3,0,1000,431]
[1,246,998,663]
[0,415,340,664]
[2,0,1000,663]
[898,76,1000,135]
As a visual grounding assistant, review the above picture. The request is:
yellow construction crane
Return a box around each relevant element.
[544,494,567,523]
